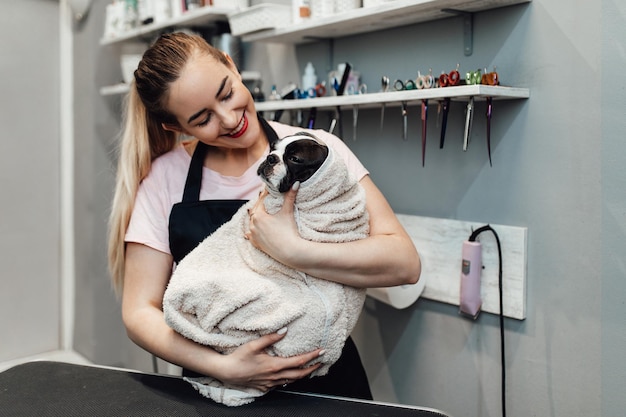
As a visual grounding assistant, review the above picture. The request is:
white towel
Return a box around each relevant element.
[163,143,369,406]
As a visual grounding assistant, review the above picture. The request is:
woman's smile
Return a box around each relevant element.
[227,111,248,139]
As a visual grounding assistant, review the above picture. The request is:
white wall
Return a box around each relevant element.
[0,1,61,362]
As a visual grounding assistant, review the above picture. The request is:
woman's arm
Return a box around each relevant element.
[122,242,323,391]
[247,175,421,288]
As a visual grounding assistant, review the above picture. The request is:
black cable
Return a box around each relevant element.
[468,225,506,417]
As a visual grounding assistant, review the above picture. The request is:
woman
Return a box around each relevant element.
[108,32,421,399]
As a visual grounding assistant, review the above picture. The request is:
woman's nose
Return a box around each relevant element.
[217,107,239,130]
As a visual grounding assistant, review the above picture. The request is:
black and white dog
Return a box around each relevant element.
[257,132,329,193]
[163,132,369,406]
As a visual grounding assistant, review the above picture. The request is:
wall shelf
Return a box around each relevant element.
[100,6,234,46]
[99,71,261,97]
[100,83,130,96]
[241,0,531,44]
[255,85,529,112]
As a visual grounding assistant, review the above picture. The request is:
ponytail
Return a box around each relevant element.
[107,84,176,295]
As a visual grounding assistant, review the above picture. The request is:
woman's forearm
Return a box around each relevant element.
[123,304,227,378]
[122,243,228,379]
[251,176,421,288]
[282,232,420,288]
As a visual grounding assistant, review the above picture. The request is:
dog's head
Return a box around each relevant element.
[257,132,329,193]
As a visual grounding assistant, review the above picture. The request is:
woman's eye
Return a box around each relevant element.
[194,88,234,127]
[197,115,211,127]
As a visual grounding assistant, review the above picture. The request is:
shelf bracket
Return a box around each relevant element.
[441,9,473,56]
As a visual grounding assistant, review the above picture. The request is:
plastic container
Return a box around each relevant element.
[228,4,291,36]
[302,62,317,91]
[335,0,361,13]
[120,54,142,84]
[292,0,312,23]
[311,0,334,18]
[212,0,249,9]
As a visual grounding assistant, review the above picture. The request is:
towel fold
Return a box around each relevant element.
[163,141,369,406]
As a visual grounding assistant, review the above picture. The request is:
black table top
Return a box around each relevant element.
[0,361,451,417]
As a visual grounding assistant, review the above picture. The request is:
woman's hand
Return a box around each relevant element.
[216,328,325,392]
[123,243,323,392]
[246,184,303,261]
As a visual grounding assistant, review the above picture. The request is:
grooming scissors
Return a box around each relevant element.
[463,69,481,151]
[481,67,498,165]
[394,79,415,141]
[421,99,428,166]
[331,63,352,139]
[349,84,367,141]
[380,76,390,131]
[436,65,460,149]
[438,64,461,88]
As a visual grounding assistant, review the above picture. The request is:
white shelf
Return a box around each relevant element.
[255,85,529,112]
[100,6,235,46]
[241,0,531,44]
[100,83,130,96]
[100,71,262,97]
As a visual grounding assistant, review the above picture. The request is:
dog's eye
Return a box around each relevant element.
[288,155,303,163]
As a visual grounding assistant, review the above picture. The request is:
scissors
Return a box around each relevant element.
[401,101,408,141]
[417,70,435,90]
[331,63,352,139]
[466,69,482,86]
[438,64,461,87]
[416,71,434,165]
[481,67,499,86]
[348,84,367,141]
[380,76,390,131]
[306,82,327,98]
[485,97,493,166]
[463,97,474,151]
[436,65,460,149]
[417,70,435,163]
[481,67,498,165]
[394,79,417,91]
[421,98,428,166]
[438,97,450,149]
[393,79,414,141]
[463,70,482,151]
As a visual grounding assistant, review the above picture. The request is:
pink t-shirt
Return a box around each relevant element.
[125,121,369,255]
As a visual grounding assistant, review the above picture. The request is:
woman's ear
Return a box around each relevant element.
[161,122,183,133]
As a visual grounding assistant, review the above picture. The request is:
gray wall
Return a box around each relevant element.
[72,1,154,370]
[0,1,61,361]
[8,1,620,416]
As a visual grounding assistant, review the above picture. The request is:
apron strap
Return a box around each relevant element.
[181,141,208,203]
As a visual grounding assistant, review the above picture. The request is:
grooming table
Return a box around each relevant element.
[0,361,450,417]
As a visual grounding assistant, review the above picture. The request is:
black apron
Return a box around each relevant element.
[168,114,372,400]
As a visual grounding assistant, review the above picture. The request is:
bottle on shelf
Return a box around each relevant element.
[302,62,318,93]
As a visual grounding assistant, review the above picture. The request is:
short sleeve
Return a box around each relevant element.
[125,172,174,255]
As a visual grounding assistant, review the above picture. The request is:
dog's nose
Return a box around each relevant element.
[266,154,279,166]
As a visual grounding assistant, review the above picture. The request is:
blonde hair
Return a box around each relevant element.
[107,32,230,295]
